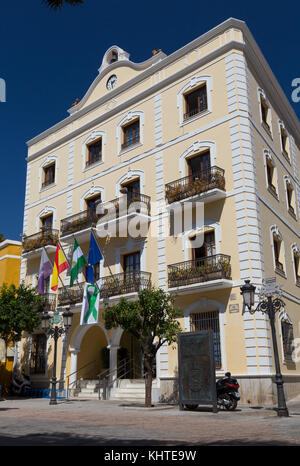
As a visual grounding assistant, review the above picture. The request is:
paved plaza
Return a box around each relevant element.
[1,396,300,447]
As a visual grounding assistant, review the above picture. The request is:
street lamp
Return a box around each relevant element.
[41,307,73,405]
[240,279,289,417]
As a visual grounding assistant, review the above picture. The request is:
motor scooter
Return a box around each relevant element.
[216,372,240,410]
[11,371,31,396]
[184,371,240,411]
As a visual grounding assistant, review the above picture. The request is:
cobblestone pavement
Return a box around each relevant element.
[1,396,300,447]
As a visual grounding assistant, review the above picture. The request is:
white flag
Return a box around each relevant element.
[80,281,100,325]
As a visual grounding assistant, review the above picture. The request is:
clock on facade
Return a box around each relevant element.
[106,75,117,90]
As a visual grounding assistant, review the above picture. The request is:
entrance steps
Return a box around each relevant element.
[75,378,158,402]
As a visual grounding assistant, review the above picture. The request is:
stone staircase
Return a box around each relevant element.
[74,378,158,402]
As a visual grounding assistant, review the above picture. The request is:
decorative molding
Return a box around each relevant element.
[81,131,106,171]
[38,155,58,192]
[116,110,144,155]
[179,140,216,176]
[80,186,105,211]
[115,170,145,197]
[177,75,212,125]
[35,206,56,232]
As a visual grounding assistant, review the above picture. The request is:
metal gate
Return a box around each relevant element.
[178,331,217,412]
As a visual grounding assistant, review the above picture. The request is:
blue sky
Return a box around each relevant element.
[0,0,299,241]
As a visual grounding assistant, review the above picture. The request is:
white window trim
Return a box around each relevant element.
[284,175,297,219]
[179,140,216,177]
[291,243,300,284]
[36,206,56,232]
[115,170,145,197]
[264,149,279,199]
[182,221,221,261]
[177,76,212,126]
[270,225,286,276]
[278,120,291,162]
[117,111,144,156]
[39,155,58,192]
[258,87,273,137]
[82,131,106,172]
[80,186,105,211]
[115,239,146,275]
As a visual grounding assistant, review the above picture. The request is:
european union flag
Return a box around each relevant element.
[86,232,103,283]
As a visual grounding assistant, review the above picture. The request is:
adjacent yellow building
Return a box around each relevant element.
[0,239,22,393]
[16,18,300,405]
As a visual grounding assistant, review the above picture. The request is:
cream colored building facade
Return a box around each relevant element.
[17,18,300,404]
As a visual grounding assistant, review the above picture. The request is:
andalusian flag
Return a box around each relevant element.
[70,238,87,286]
[80,282,100,325]
[51,243,69,291]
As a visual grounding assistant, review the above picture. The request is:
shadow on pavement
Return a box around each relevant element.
[0,433,297,446]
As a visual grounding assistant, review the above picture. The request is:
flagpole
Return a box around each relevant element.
[53,241,74,304]
[91,228,115,280]
[70,234,86,292]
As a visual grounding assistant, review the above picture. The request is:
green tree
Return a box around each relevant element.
[104,287,182,407]
[43,0,84,9]
[0,233,5,243]
[0,283,43,360]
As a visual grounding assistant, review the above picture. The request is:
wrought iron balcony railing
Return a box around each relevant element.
[42,293,57,312]
[99,271,152,298]
[58,282,85,306]
[60,193,151,236]
[165,166,225,204]
[22,229,59,253]
[168,254,231,288]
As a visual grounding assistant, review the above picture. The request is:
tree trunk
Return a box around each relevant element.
[144,355,153,408]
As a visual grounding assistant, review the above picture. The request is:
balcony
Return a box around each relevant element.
[60,194,151,241]
[60,209,99,238]
[58,282,84,306]
[42,293,57,312]
[168,254,232,292]
[99,271,152,299]
[165,166,225,205]
[22,229,59,255]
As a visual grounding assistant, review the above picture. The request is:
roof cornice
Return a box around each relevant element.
[26,17,300,157]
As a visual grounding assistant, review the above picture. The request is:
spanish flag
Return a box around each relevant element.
[51,243,69,291]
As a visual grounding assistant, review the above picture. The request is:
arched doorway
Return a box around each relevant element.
[69,323,110,386]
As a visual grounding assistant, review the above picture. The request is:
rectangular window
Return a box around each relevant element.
[121,179,140,201]
[85,194,101,216]
[40,214,53,231]
[273,238,284,272]
[260,97,270,130]
[190,311,221,369]
[184,85,207,120]
[42,163,55,188]
[281,129,288,156]
[187,151,211,178]
[122,120,140,149]
[266,161,277,195]
[86,139,102,167]
[123,252,140,274]
[193,231,215,260]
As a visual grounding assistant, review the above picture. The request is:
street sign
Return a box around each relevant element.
[178,331,217,412]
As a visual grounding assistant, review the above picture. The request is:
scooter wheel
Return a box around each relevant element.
[225,398,237,410]
[185,404,198,410]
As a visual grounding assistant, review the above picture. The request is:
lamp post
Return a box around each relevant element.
[41,308,73,405]
[240,279,289,417]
